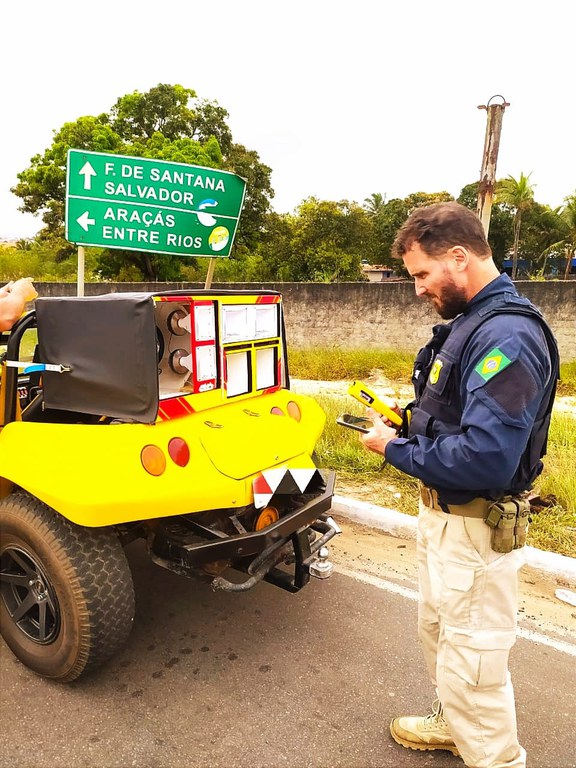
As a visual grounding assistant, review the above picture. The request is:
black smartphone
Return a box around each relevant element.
[336,413,374,433]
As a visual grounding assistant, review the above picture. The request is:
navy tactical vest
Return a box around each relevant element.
[406,292,559,504]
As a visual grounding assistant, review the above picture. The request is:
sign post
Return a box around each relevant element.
[65,150,247,289]
[77,246,85,296]
[204,258,216,290]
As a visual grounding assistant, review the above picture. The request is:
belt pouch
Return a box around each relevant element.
[513,499,531,549]
[486,500,518,553]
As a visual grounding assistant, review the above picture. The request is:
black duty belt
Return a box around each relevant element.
[419,484,491,519]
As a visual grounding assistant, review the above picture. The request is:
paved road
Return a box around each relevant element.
[1,533,575,768]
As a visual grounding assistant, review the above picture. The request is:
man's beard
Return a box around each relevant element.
[430,280,468,319]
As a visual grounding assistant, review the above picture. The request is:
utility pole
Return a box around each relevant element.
[476,95,510,236]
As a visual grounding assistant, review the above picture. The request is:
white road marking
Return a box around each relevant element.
[334,563,576,657]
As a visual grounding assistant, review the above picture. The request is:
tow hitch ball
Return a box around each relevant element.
[309,515,341,579]
[310,546,333,579]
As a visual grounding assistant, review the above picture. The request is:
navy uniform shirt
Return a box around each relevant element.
[385,274,554,493]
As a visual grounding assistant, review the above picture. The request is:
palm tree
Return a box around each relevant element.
[496,173,535,279]
[560,195,576,279]
[363,192,387,217]
[541,194,576,279]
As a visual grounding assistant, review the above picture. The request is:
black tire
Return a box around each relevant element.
[0,492,135,682]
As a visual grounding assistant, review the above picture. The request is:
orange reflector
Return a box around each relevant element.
[287,400,301,422]
[141,444,166,476]
[255,506,279,531]
[168,437,190,467]
[270,406,284,416]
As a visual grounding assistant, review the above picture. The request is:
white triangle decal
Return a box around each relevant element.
[261,467,288,493]
[254,492,273,509]
[289,468,316,493]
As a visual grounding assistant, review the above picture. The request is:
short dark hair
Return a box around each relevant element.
[392,202,491,259]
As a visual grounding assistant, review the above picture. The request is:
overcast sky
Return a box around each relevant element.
[1,0,574,240]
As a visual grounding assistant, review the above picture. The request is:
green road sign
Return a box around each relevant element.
[65,149,247,257]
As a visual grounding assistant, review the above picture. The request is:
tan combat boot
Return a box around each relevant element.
[390,699,460,756]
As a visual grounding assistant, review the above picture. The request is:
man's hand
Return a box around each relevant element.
[360,406,401,456]
[0,277,38,331]
[0,281,14,298]
[10,277,38,301]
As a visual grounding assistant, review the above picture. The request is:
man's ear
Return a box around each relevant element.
[449,245,469,271]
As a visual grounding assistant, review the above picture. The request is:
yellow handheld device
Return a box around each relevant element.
[348,381,403,427]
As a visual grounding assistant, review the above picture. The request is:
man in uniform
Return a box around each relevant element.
[361,202,558,768]
[0,278,37,331]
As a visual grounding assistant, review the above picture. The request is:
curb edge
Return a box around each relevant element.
[332,494,576,581]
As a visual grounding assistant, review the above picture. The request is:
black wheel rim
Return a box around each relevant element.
[0,546,60,643]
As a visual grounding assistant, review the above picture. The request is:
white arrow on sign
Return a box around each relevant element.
[79,161,96,190]
[77,211,95,231]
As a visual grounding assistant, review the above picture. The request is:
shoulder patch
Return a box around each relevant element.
[474,347,512,382]
[429,358,443,385]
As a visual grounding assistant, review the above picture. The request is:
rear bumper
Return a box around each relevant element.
[150,470,338,592]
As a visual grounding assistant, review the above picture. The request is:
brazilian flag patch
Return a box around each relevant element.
[475,347,512,382]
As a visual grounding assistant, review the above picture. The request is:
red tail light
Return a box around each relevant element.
[168,437,190,467]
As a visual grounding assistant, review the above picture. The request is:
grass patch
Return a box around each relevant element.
[20,329,38,360]
[530,411,576,555]
[557,360,576,396]
[289,347,414,384]
[1,329,37,362]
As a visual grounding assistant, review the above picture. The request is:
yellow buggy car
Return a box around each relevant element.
[0,289,338,682]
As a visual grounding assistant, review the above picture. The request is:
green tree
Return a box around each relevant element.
[289,198,370,281]
[249,210,295,281]
[496,173,535,279]
[372,198,409,265]
[369,191,453,273]
[403,191,454,212]
[110,85,233,154]
[226,143,274,251]
[252,198,370,282]
[11,84,273,281]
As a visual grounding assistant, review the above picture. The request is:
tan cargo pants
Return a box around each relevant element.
[417,499,527,768]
